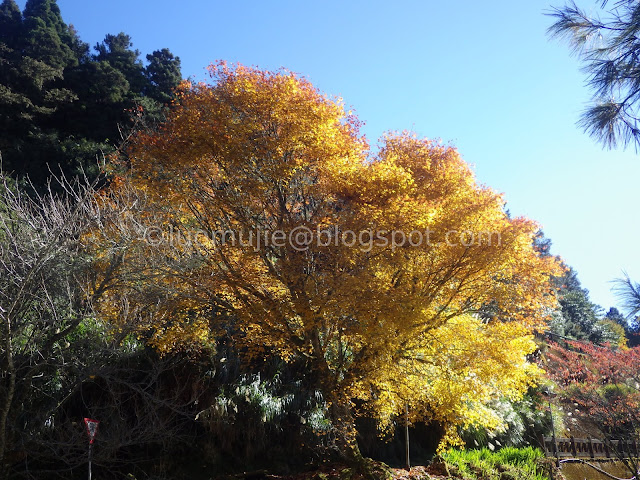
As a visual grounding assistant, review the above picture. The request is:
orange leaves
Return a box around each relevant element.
[95,63,563,452]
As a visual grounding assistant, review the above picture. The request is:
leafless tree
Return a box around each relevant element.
[0,171,207,479]
[0,172,106,476]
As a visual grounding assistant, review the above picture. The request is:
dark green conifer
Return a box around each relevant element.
[0,0,22,48]
[145,48,182,103]
[95,32,146,94]
[22,0,77,70]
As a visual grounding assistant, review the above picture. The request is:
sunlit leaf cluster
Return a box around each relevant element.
[92,63,561,454]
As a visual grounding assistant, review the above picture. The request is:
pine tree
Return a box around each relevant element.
[549,0,640,149]
[22,0,77,70]
[0,0,22,49]
[0,0,183,188]
[0,0,24,170]
[145,48,181,103]
[94,33,146,95]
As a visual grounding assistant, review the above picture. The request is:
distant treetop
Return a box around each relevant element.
[0,0,183,189]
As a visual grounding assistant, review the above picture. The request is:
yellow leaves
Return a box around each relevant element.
[367,314,541,450]
[92,62,563,453]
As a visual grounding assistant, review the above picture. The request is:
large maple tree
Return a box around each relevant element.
[93,62,561,462]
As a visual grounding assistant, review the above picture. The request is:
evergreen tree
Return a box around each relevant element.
[0,1,24,173]
[605,307,627,328]
[0,0,22,49]
[145,48,182,104]
[94,32,146,95]
[0,0,83,185]
[549,0,640,149]
[67,23,90,64]
[557,287,601,340]
[615,275,640,320]
[22,0,77,70]
[533,230,552,257]
[60,60,129,136]
[0,0,182,188]
[535,232,622,344]
[0,0,23,111]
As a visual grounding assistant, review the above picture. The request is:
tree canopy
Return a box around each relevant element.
[92,63,562,460]
[3,0,634,476]
[0,0,182,188]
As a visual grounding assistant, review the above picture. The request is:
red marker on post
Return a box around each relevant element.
[83,418,99,480]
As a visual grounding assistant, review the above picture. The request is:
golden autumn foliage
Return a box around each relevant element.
[92,62,561,457]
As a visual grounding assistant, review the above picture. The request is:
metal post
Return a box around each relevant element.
[405,403,410,471]
[549,400,560,467]
[88,443,92,480]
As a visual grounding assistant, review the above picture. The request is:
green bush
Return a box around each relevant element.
[441,446,548,480]
[494,446,544,466]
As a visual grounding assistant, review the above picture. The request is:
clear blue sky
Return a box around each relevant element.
[22,0,640,311]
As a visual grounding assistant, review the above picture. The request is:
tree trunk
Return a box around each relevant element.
[325,399,393,480]
[310,330,374,473]
[327,398,365,465]
[0,322,15,480]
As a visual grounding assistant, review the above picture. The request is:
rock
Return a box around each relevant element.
[426,456,449,477]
